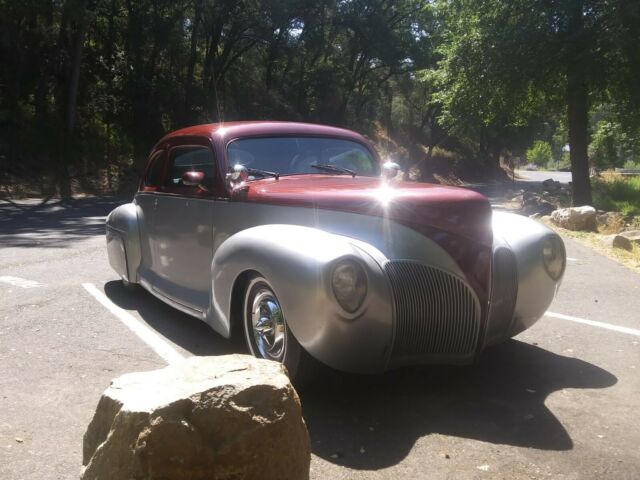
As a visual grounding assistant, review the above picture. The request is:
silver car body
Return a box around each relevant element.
[106,123,565,374]
[107,198,564,374]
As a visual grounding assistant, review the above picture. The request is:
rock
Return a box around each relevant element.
[522,195,556,216]
[600,234,633,251]
[529,213,542,219]
[551,206,597,231]
[542,179,560,192]
[537,201,556,215]
[81,355,310,480]
[596,212,624,232]
[522,203,555,216]
[619,230,640,245]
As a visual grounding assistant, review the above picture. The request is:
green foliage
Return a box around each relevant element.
[0,0,639,197]
[592,176,640,215]
[526,141,553,167]
[433,0,640,203]
[624,160,640,169]
[589,109,640,169]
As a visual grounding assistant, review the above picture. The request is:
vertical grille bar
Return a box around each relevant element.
[385,262,480,363]
[485,247,518,346]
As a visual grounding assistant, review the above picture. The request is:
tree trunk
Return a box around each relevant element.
[66,12,87,132]
[184,0,202,125]
[566,1,592,206]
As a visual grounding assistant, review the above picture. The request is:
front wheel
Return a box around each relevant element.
[243,275,318,384]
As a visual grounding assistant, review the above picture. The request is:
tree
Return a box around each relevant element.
[526,141,554,168]
[1,0,638,198]
[434,0,640,206]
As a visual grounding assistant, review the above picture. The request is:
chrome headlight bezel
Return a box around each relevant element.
[331,259,368,313]
[542,235,565,280]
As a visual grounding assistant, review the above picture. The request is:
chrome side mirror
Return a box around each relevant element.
[226,164,249,186]
[382,161,401,180]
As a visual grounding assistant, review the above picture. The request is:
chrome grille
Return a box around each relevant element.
[485,247,518,345]
[385,261,480,363]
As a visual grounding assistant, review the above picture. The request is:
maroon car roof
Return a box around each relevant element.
[159,121,370,144]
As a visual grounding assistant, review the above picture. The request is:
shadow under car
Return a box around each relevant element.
[103,281,617,470]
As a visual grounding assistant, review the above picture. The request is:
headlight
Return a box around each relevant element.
[331,260,367,313]
[542,236,565,280]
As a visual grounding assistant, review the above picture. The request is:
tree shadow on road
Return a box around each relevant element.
[300,340,617,470]
[0,196,129,248]
[102,281,617,470]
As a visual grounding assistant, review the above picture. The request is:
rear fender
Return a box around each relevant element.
[105,203,142,283]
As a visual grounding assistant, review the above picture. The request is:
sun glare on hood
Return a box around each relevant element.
[374,181,397,208]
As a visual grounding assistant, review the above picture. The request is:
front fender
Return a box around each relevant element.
[208,224,394,374]
[491,212,565,339]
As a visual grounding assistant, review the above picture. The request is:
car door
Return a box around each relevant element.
[135,149,167,283]
[149,137,217,315]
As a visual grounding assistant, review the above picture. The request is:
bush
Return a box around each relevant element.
[526,141,554,167]
[546,154,571,171]
[592,175,640,216]
[623,160,640,169]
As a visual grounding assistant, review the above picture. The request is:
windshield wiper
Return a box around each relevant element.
[246,167,280,180]
[310,163,356,177]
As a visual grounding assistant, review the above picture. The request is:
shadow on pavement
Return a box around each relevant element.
[103,281,617,470]
[299,340,616,469]
[0,196,130,248]
[104,280,244,357]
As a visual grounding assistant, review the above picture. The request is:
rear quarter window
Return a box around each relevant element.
[142,152,166,190]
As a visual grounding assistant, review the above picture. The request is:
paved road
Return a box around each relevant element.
[518,170,573,183]
[1,195,639,479]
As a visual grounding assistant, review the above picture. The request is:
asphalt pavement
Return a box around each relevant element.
[517,170,573,183]
[1,192,639,480]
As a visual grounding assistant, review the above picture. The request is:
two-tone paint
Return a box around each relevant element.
[106,121,565,374]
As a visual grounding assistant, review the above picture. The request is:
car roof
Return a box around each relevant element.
[158,121,369,145]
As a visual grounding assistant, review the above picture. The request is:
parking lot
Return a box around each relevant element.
[1,195,639,479]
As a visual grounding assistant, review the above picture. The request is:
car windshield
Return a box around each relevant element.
[226,136,379,179]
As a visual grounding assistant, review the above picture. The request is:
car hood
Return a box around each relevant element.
[235,175,493,246]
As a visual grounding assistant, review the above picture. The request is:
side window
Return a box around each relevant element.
[164,146,215,193]
[142,151,166,190]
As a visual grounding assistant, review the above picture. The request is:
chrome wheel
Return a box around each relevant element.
[245,280,286,361]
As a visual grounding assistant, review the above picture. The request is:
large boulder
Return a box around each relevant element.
[81,355,310,480]
[551,206,597,231]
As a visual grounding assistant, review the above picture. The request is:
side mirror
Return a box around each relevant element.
[226,164,249,184]
[182,171,205,186]
[382,161,401,180]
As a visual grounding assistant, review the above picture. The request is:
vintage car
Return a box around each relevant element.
[106,121,565,380]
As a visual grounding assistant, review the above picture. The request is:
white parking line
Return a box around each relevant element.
[567,257,579,262]
[82,283,185,364]
[546,311,640,337]
[0,276,43,289]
